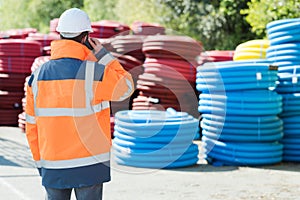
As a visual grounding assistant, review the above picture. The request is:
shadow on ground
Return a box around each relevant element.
[169,162,300,173]
[0,138,35,168]
[165,163,238,173]
[257,162,300,173]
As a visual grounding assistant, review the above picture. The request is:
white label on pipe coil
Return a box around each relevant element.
[148,97,159,104]
[292,66,298,84]
[292,76,298,84]
[256,72,262,80]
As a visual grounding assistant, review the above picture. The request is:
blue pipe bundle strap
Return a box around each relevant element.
[112,108,199,168]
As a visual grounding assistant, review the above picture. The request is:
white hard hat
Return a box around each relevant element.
[56,8,93,38]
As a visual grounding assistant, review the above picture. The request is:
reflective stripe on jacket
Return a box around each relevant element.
[25,40,134,188]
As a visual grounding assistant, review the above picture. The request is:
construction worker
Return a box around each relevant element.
[25,8,134,200]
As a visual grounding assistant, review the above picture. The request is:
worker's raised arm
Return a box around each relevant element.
[91,41,134,101]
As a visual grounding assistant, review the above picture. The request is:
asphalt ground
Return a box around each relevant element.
[0,126,299,200]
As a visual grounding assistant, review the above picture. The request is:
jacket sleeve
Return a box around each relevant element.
[94,47,134,101]
[25,75,41,166]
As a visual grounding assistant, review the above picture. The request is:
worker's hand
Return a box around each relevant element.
[89,38,103,55]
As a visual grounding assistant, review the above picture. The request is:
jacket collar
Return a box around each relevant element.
[50,40,97,61]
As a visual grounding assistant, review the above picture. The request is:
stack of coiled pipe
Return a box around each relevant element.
[112,108,199,168]
[198,50,234,64]
[90,20,130,39]
[266,18,300,162]
[233,40,269,61]
[197,60,283,166]
[0,39,41,125]
[132,35,202,117]
[108,35,145,114]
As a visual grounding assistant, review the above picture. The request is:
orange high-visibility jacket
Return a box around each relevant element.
[25,40,134,188]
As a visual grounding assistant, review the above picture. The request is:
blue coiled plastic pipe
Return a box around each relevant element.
[112,108,199,168]
[203,136,283,166]
[196,60,277,91]
[266,18,300,45]
[280,115,300,161]
[266,18,300,162]
[197,60,283,166]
